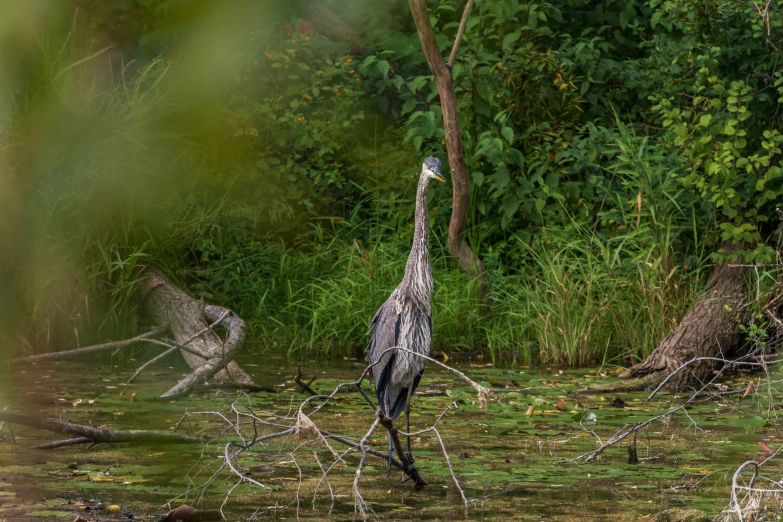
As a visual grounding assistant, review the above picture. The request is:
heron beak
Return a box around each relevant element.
[432,168,445,183]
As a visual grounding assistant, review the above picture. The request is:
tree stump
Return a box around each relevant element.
[619,242,747,390]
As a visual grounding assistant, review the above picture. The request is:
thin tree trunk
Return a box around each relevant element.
[408,0,491,304]
[619,242,748,390]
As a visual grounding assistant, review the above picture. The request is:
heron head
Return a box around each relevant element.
[422,156,445,183]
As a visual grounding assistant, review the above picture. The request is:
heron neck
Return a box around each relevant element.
[402,174,433,299]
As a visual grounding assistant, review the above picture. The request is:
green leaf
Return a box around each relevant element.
[502,31,521,51]
[745,415,768,428]
[699,114,712,127]
[509,148,525,170]
[376,60,390,78]
[452,62,463,81]
[401,98,417,115]
[472,171,485,186]
[650,11,663,28]
[494,168,511,191]
[475,97,492,117]
[502,194,520,217]
[501,126,514,144]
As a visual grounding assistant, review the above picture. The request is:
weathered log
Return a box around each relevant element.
[618,242,748,390]
[138,267,254,388]
[0,411,199,445]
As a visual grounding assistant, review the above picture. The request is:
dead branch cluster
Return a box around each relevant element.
[162,346,494,520]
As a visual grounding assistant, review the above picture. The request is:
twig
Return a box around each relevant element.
[730,460,760,516]
[727,263,783,268]
[294,366,317,396]
[352,418,381,520]
[447,0,474,69]
[377,410,428,490]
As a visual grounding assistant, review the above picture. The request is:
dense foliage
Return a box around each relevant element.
[3,0,783,366]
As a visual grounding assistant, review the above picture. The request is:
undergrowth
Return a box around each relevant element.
[1,13,716,368]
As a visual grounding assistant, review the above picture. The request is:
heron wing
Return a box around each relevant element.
[365,298,401,384]
[388,370,423,420]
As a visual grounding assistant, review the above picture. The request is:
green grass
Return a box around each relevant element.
[146,208,706,367]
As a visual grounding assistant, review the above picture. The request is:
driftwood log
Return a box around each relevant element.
[137,267,254,397]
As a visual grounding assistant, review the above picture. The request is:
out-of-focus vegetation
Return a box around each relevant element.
[1,0,782,366]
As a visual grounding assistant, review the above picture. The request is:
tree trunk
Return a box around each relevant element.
[138,267,253,386]
[408,0,491,304]
[619,242,748,390]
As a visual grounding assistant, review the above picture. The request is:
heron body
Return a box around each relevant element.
[366,157,443,468]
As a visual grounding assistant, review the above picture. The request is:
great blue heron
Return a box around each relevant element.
[366,156,444,472]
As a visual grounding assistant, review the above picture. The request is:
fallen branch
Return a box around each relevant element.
[0,411,200,445]
[165,353,493,516]
[29,437,91,450]
[2,326,167,366]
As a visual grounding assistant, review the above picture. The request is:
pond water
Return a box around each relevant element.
[1,355,781,520]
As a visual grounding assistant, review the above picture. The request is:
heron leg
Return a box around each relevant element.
[403,382,415,467]
[385,392,393,478]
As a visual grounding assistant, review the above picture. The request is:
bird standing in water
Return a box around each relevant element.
[366,156,444,472]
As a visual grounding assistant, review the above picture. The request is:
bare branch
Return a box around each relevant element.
[3,326,167,365]
[447,0,474,69]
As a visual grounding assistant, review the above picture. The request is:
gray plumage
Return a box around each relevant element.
[366,156,444,466]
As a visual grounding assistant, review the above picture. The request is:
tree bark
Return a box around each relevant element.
[138,267,254,388]
[408,0,491,304]
[619,242,748,390]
